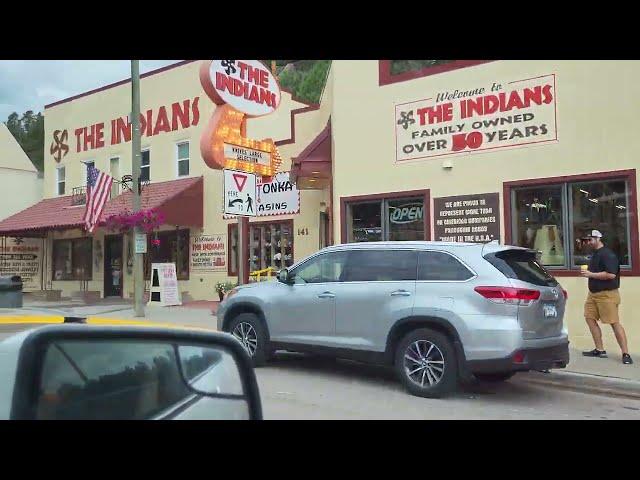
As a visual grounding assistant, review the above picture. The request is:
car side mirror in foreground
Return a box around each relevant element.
[277,268,292,284]
[0,325,262,420]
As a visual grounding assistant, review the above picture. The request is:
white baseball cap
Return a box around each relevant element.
[588,229,603,238]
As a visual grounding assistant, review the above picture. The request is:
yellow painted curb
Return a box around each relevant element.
[0,315,216,333]
[0,316,64,324]
[86,318,216,331]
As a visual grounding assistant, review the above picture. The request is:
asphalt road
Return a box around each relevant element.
[2,321,639,419]
[255,353,640,420]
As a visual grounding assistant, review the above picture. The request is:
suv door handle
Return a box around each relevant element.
[391,290,412,297]
[317,292,335,299]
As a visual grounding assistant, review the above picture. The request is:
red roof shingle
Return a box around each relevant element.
[0,176,203,236]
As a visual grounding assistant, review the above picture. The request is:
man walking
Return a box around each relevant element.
[246,194,254,214]
[581,230,633,364]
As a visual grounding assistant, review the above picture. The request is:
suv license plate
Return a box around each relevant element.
[543,304,558,318]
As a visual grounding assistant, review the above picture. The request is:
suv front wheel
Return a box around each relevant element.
[228,313,272,367]
[395,328,458,398]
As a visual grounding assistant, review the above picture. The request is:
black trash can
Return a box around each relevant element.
[0,275,23,308]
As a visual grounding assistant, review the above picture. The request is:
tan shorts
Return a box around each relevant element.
[584,289,621,325]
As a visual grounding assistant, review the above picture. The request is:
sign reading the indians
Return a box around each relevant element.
[434,193,500,243]
[0,238,42,291]
[51,98,200,157]
[224,171,300,218]
[205,60,281,116]
[199,60,283,176]
[191,234,226,272]
[395,74,557,161]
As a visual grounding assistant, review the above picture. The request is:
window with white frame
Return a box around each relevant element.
[110,157,120,197]
[57,166,66,195]
[177,142,189,177]
[140,149,150,182]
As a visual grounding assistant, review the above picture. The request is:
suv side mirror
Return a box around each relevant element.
[0,325,262,420]
[277,268,292,284]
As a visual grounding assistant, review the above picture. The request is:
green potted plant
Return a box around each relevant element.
[215,281,237,301]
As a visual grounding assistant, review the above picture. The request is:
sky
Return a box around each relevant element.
[0,60,181,120]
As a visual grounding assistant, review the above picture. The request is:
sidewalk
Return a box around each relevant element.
[521,348,640,399]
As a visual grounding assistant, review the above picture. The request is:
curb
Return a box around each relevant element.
[521,370,640,400]
[0,315,217,333]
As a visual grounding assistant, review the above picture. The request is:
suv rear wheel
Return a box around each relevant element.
[395,328,458,398]
[228,313,272,367]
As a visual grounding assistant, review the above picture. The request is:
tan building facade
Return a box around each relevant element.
[0,61,326,300]
[0,59,638,355]
[0,123,43,290]
[0,123,42,221]
[292,60,640,355]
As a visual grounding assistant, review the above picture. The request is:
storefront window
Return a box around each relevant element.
[570,180,630,267]
[229,221,294,276]
[145,229,190,280]
[511,178,632,269]
[52,238,92,280]
[387,198,425,241]
[348,202,382,242]
[513,186,566,266]
[347,197,426,242]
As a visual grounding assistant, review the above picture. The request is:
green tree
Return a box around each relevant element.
[277,60,331,104]
[5,112,23,143]
[3,110,44,172]
[390,60,454,75]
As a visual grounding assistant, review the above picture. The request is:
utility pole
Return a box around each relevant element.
[131,60,144,317]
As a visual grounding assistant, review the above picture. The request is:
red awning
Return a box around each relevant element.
[290,120,332,190]
[0,176,204,237]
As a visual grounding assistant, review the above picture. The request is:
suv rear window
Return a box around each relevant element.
[484,249,558,287]
[418,251,474,281]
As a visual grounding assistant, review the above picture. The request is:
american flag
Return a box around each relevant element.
[83,165,113,233]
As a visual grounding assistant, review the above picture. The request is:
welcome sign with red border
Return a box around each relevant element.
[395,74,558,161]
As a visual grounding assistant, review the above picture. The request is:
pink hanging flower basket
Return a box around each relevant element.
[104,208,166,234]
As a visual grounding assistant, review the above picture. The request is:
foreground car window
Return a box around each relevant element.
[36,341,192,420]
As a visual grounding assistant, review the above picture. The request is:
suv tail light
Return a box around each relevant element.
[474,286,541,306]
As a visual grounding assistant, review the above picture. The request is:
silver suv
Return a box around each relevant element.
[217,241,570,397]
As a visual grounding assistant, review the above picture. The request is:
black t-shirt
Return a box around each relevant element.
[588,246,620,293]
